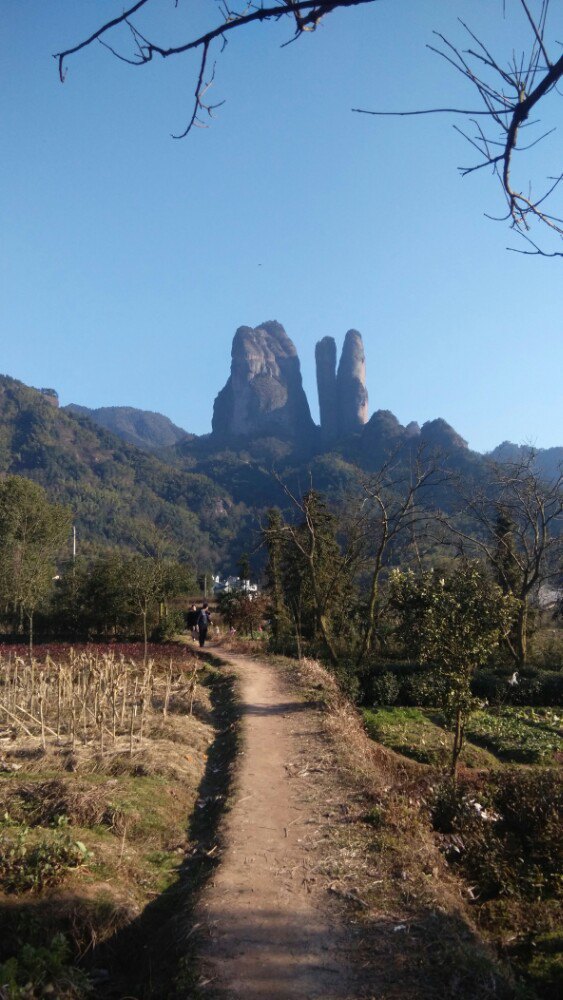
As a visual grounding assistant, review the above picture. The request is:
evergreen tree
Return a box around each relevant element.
[237,552,251,581]
[281,490,355,664]
[0,477,71,650]
[391,562,515,777]
[263,508,291,647]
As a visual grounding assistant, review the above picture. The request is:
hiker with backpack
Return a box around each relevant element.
[197,602,212,647]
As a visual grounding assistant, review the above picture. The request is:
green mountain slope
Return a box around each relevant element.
[3,374,558,581]
[63,403,191,451]
[0,375,254,571]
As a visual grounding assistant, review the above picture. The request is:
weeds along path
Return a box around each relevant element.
[198,652,359,999]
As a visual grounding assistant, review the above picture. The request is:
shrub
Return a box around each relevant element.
[0,818,92,894]
[363,805,385,828]
[431,780,514,898]
[542,671,563,705]
[0,933,89,999]
[151,610,185,642]
[359,661,435,705]
[361,662,563,708]
[492,768,562,894]
[432,768,562,902]
[471,669,513,704]
[472,666,563,707]
[430,778,464,834]
[332,659,361,702]
[370,671,400,706]
[401,669,446,707]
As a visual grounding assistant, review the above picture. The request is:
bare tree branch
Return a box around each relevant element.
[55,0,374,134]
[354,1,563,255]
[55,1,563,254]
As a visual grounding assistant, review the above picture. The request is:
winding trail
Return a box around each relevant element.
[198,652,359,999]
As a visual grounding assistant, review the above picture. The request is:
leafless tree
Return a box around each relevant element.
[272,476,365,665]
[355,0,563,255]
[353,446,448,664]
[439,452,563,665]
[55,1,563,253]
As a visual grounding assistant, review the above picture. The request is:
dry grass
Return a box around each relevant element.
[0,647,205,766]
[272,655,520,999]
[0,644,238,998]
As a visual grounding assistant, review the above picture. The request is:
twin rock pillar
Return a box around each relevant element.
[315,329,368,444]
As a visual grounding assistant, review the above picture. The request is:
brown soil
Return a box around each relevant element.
[198,652,363,999]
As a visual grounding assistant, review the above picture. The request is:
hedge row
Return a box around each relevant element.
[361,661,563,707]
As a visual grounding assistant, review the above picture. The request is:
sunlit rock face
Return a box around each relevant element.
[315,336,338,445]
[336,329,369,435]
[212,321,315,441]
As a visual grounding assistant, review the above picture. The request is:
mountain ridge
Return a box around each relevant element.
[1,320,560,577]
[64,403,191,452]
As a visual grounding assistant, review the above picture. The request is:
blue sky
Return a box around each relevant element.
[1,1,561,453]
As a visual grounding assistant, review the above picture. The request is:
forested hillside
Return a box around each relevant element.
[1,373,561,581]
[0,376,254,572]
[64,403,191,451]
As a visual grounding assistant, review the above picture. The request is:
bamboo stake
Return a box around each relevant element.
[5,701,58,738]
[0,700,34,737]
[129,701,136,758]
[163,662,172,717]
[38,689,46,750]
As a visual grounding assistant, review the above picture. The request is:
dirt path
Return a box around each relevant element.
[198,652,361,999]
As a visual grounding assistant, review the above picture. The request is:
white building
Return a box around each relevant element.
[212,574,258,595]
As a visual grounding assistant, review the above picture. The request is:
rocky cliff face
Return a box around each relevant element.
[212,321,315,442]
[215,323,369,447]
[315,337,338,444]
[337,329,369,434]
[315,329,369,442]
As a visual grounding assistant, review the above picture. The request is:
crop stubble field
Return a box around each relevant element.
[0,642,237,998]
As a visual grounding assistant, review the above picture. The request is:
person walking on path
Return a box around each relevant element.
[197,602,212,648]
[186,603,199,642]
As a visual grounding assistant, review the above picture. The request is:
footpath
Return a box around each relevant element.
[198,652,361,999]
[192,649,520,1000]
